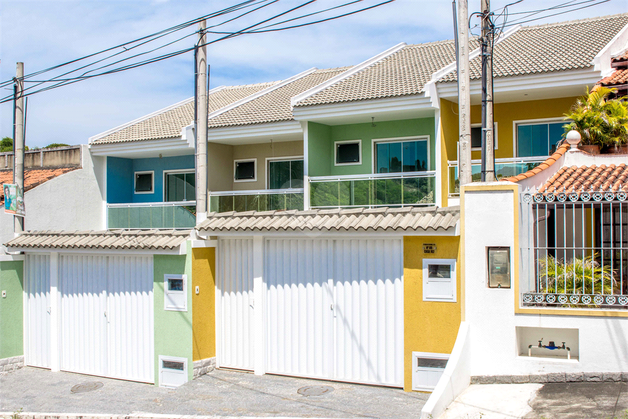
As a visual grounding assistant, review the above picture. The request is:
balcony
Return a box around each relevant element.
[309,171,436,209]
[448,157,547,195]
[107,201,196,229]
[209,189,304,213]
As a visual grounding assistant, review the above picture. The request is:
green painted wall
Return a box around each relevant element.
[153,244,193,385]
[308,118,436,176]
[0,260,24,359]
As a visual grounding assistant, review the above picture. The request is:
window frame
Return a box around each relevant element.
[233,158,257,183]
[513,117,565,158]
[134,171,154,195]
[163,169,196,203]
[265,156,304,189]
[371,135,431,174]
[334,140,362,166]
[471,122,499,151]
[422,258,457,302]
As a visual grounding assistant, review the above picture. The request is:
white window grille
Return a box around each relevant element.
[519,189,628,309]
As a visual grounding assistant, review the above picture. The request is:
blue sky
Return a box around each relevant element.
[0,0,625,148]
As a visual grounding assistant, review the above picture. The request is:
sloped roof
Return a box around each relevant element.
[440,13,628,83]
[197,206,459,233]
[208,67,350,127]
[5,229,190,250]
[539,163,628,194]
[295,40,479,107]
[90,82,277,145]
[0,167,78,205]
[502,144,570,183]
[600,68,628,87]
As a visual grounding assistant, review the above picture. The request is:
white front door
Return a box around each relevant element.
[216,238,255,371]
[24,254,51,369]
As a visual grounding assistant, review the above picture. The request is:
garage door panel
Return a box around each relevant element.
[218,238,254,370]
[59,255,108,376]
[266,239,334,379]
[25,254,51,369]
[106,256,154,382]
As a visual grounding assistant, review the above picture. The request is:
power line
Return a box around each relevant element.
[503,0,609,27]
[0,0,265,89]
[1,0,394,104]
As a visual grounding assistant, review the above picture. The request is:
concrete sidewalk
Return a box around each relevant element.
[440,382,628,419]
[0,367,428,418]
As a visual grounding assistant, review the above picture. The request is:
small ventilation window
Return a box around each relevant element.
[412,352,449,392]
[163,360,185,371]
[159,356,188,388]
[234,160,256,181]
[335,141,361,165]
[135,172,154,193]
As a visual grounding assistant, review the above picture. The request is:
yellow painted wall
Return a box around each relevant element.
[404,235,461,392]
[440,96,579,205]
[192,247,216,361]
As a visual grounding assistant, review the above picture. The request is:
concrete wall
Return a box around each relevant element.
[404,235,461,391]
[192,247,215,362]
[1,145,105,254]
[463,183,628,378]
[0,258,24,359]
[208,143,234,192]
[308,118,436,177]
[1,145,82,169]
[106,155,195,204]
[153,246,193,385]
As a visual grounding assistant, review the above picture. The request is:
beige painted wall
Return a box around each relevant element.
[207,142,234,192]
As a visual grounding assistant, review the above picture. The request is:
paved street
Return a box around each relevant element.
[0,367,428,418]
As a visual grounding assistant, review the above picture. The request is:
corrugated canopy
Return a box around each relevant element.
[197,206,460,234]
[5,230,190,250]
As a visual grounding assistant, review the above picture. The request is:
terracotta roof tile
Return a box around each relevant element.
[501,144,570,183]
[0,167,78,204]
[538,163,628,194]
[599,68,628,86]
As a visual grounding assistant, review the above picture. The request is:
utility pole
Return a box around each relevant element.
[481,0,495,181]
[14,62,25,234]
[457,0,472,187]
[195,20,208,223]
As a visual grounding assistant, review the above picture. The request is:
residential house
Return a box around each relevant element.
[2,13,627,402]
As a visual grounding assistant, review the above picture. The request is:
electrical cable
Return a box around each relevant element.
[0,0,264,88]
[0,0,395,103]
[503,0,609,27]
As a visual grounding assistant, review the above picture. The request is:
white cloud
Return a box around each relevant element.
[0,0,625,147]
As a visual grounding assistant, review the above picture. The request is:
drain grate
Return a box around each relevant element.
[297,385,334,397]
[71,381,104,394]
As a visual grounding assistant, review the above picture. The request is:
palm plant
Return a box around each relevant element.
[563,86,628,147]
[538,254,617,295]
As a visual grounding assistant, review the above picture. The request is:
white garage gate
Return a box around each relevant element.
[217,237,404,387]
[24,253,154,383]
[24,254,51,369]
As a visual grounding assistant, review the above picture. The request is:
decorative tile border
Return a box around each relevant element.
[192,357,215,379]
[522,293,628,308]
[471,372,628,384]
[0,356,24,374]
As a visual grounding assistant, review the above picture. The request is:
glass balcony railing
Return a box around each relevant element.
[309,171,436,209]
[107,201,196,229]
[209,189,304,213]
[448,157,547,195]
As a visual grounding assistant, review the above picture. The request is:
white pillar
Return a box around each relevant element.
[253,235,266,375]
[49,252,60,372]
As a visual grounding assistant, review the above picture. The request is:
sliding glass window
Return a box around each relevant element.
[268,159,304,189]
[165,172,195,202]
[375,139,428,174]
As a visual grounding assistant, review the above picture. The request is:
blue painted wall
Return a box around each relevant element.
[107,155,195,203]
